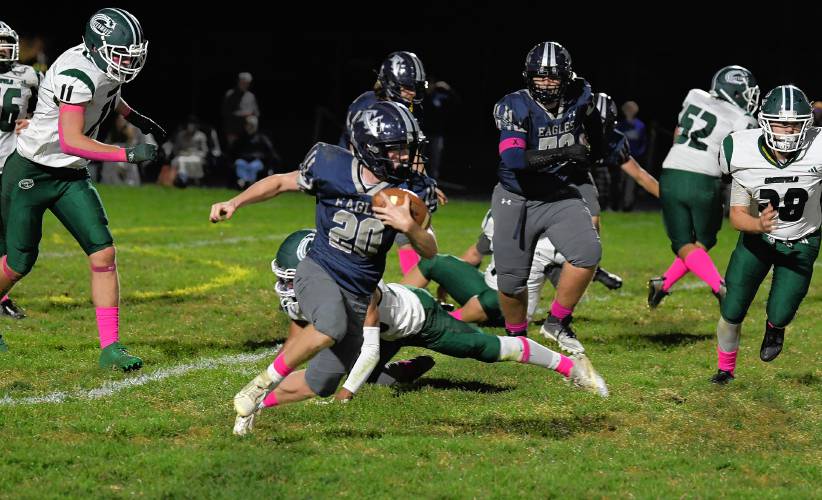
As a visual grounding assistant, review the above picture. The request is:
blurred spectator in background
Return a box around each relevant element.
[423,79,459,180]
[812,101,822,126]
[221,72,259,149]
[99,115,148,186]
[171,115,209,187]
[612,100,648,210]
[19,35,48,74]
[232,115,281,189]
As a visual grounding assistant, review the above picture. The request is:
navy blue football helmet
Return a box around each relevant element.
[523,42,572,106]
[377,51,428,106]
[594,92,618,135]
[350,101,422,183]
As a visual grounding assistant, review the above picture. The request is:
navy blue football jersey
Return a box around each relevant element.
[603,129,631,167]
[297,142,437,295]
[493,78,596,197]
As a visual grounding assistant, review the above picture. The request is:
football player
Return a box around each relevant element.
[0,8,165,366]
[0,20,40,324]
[491,41,604,354]
[211,101,439,432]
[233,229,607,435]
[711,85,821,384]
[648,66,759,308]
[338,51,446,276]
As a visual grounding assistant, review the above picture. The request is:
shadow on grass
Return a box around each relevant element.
[610,331,713,349]
[431,413,613,439]
[393,377,513,395]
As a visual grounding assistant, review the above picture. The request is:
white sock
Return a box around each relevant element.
[497,336,561,369]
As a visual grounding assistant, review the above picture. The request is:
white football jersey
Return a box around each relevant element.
[663,89,757,177]
[484,236,564,320]
[720,128,822,241]
[0,63,40,170]
[377,282,427,341]
[17,44,122,168]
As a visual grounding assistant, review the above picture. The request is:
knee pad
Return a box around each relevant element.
[497,272,528,296]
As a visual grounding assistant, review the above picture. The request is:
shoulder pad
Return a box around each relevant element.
[493,91,529,133]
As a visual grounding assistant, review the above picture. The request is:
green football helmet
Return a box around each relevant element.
[710,65,759,114]
[271,229,315,321]
[83,8,148,83]
[0,21,19,68]
[759,85,813,153]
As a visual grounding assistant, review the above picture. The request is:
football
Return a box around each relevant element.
[372,187,431,229]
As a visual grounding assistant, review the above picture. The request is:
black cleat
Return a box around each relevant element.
[647,277,670,309]
[384,355,436,383]
[710,369,735,385]
[713,281,727,307]
[505,328,528,337]
[760,322,784,362]
[0,298,26,320]
[594,267,623,290]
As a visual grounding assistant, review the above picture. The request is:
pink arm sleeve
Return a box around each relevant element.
[58,104,127,162]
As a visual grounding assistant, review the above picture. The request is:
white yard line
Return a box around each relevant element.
[0,347,280,406]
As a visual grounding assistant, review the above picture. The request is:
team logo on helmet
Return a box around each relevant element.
[360,109,386,137]
[724,70,748,85]
[390,54,404,76]
[90,14,116,37]
[296,232,315,260]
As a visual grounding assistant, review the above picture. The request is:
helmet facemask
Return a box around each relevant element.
[93,39,149,83]
[0,23,19,72]
[525,69,569,107]
[759,115,812,153]
[272,260,302,321]
[356,139,419,184]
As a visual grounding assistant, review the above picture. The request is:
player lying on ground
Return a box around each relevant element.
[233,229,608,435]
[711,85,821,384]
[211,101,439,432]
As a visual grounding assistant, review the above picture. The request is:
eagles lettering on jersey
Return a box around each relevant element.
[603,128,631,167]
[493,77,595,197]
[297,142,437,295]
[0,62,40,167]
[721,128,822,241]
[17,44,122,169]
[663,89,758,178]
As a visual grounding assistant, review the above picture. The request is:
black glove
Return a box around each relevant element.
[525,144,591,173]
[125,144,158,163]
[125,111,167,143]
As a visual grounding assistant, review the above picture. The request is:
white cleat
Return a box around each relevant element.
[568,354,609,398]
[233,411,258,436]
[233,370,273,417]
[540,316,585,354]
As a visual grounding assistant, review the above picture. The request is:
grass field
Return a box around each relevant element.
[0,185,820,498]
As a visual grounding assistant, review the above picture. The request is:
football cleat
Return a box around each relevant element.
[760,322,785,362]
[594,267,623,290]
[710,369,735,385]
[567,354,608,397]
[647,277,670,309]
[383,355,436,384]
[233,369,273,417]
[713,281,727,307]
[233,410,260,436]
[98,342,143,372]
[540,315,585,354]
[0,298,26,319]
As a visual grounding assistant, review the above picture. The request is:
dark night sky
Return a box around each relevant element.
[4,3,822,190]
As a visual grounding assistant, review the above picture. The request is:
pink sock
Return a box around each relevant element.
[717,347,737,374]
[505,320,528,335]
[398,248,421,275]
[262,391,279,408]
[273,353,293,377]
[449,309,463,321]
[684,249,723,293]
[550,300,573,321]
[96,306,119,349]
[1,295,8,302]
[554,355,574,377]
[661,257,689,292]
